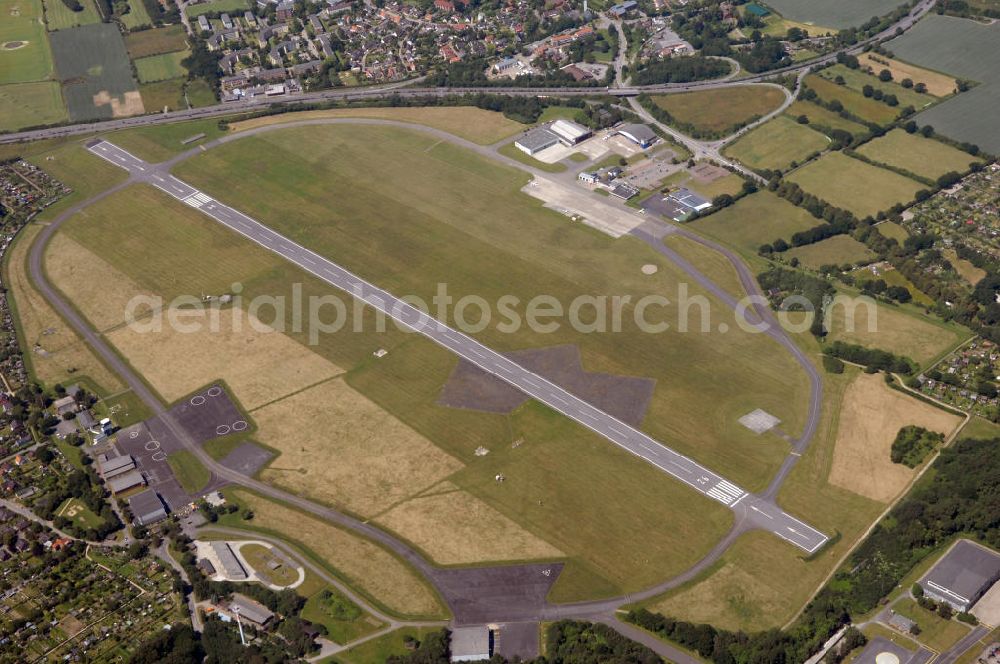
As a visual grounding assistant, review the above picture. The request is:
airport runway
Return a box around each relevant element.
[87,138,829,554]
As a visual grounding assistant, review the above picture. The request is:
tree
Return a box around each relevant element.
[879,68,893,82]
[901,77,913,88]
[938,603,954,620]
[914,82,927,93]
[796,114,809,124]
[912,583,924,598]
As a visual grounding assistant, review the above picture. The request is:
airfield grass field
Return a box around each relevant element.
[221,489,447,618]
[0,0,55,84]
[784,100,869,138]
[300,585,386,645]
[857,53,956,98]
[784,235,876,270]
[803,75,900,125]
[856,129,981,182]
[0,80,66,132]
[138,78,186,112]
[124,25,187,58]
[229,106,528,146]
[817,64,935,111]
[42,0,100,29]
[648,85,786,136]
[725,115,830,171]
[661,235,745,300]
[648,368,884,630]
[166,449,210,494]
[239,543,301,587]
[787,152,923,219]
[690,191,824,257]
[174,124,811,489]
[109,118,227,161]
[825,294,969,367]
[887,15,1000,154]
[134,50,188,83]
[51,175,737,600]
[826,372,962,503]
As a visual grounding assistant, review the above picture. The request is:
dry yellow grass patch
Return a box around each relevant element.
[5,225,124,392]
[255,378,462,517]
[105,306,341,408]
[944,249,986,286]
[828,373,962,502]
[858,53,956,97]
[375,490,563,565]
[45,233,154,332]
[234,491,445,617]
[228,107,526,145]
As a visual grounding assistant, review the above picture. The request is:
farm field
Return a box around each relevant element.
[803,75,900,125]
[185,0,250,17]
[690,190,824,257]
[761,0,905,28]
[0,0,55,84]
[49,23,142,121]
[120,0,152,28]
[786,152,924,218]
[174,124,812,490]
[0,80,66,131]
[648,368,885,630]
[856,129,981,181]
[134,50,187,83]
[817,64,935,111]
[125,24,187,58]
[827,373,962,503]
[825,294,969,366]
[725,115,830,171]
[887,15,1000,154]
[42,0,100,29]
[228,106,527,146]
[138,78,186,112]
[221,489,446,618]
[53,174,736,599]
[857,52,956,97]
[785,236,876,270]
[784,100,869,137]
[648,85,786,136]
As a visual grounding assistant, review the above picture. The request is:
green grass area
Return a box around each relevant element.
[139,78,186,112]
[959,416,1000,440]
[893,598,972,652]
[887,15,1000,154]
[785,235,876,270]
[0,80,67,132]
[134,51,187,83]
[761,0,904,29]
[536,105,588,125]
[725,115,831,171]
[124,25,187,58]
[804,75,900,125]
[496,142,566,172]
[301,587,386,645]
[54,437,84,469]
[855,129,982,181]
[166,449,210,494]
[56,496,103,529]
[876,220,909,243]
[649,85,787,136]
[784,100,870,138]
[691,190,824,258]
[0,0,55,84]
[185,0,249,17]
[787,152,924,219]
[238,543,301,586]
[817,64,934,111]
[120,0,153,29]
[43,0,101,30]
[184,78,216,107]
[108,117,228,161]
[685,171,745,201]
[327,627,439,664]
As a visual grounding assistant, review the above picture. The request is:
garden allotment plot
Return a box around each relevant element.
[50,22,143,121]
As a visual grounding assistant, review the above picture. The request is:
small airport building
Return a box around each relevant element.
[617,123,657,148]
[919,539,1000,612]
[514,120,592,155]
[549,119,592,145]
[450,626,493,662]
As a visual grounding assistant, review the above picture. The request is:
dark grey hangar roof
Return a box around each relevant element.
[922,539,1000,607]
[618,123,656,145]
[128,489,168,526]
[514,127,560,154]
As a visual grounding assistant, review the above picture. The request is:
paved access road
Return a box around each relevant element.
[87,138,829,555]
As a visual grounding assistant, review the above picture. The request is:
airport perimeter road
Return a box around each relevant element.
[87,138,829,554]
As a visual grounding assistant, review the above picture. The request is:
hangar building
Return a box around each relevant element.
[920,539,1000,612]
[617,123,657,148]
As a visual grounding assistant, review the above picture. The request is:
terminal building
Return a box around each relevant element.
[919,539,1000,612]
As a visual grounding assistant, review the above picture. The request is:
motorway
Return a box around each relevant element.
[87,137,829,554]
[0,0,937,147]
